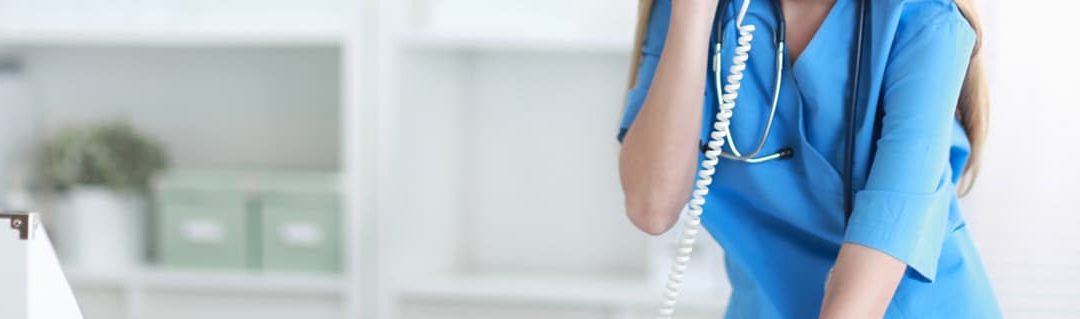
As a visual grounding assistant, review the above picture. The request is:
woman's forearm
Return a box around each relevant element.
[620,0,719,235]
[819,243,907,319]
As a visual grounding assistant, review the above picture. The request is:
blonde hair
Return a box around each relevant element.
[626,0,988,195]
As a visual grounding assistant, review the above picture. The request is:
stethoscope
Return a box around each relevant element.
[706,0,868,215]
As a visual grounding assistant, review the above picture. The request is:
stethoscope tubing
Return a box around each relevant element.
[709,0,868,217]
[843,0,868,221]
[712,0,790,163]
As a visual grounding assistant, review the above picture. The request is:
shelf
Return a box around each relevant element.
[399,30,633,54]
[394,273,726,311]
[0,26,343,47]
[137,270,345,296]
[65,268,345,297]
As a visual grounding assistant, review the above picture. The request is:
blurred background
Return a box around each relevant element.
[0,0,1075,319]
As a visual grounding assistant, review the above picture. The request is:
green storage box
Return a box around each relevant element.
[157,190,252,270]
[259,192,341,273]
[154,170,342,273]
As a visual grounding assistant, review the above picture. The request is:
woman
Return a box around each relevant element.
[617,0,1001,317]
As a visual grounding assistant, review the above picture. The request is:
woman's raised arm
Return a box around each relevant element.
[620,0,719,235]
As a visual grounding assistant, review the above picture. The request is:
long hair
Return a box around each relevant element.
[626,0,988,195]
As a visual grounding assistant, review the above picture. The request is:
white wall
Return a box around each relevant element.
[964,1,1080,317]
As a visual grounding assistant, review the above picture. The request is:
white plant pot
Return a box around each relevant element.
[54,187,145,273]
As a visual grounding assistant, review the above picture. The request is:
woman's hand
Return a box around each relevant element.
[620,0,720,235]
[819,243,907,319]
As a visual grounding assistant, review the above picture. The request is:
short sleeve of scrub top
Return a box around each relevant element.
[843,12,977,282]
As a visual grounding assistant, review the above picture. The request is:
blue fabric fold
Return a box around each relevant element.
[844,178,953,282]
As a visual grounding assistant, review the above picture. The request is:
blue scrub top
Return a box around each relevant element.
[618,0,1001,317]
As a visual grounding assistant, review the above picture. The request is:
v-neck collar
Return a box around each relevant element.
[789,0,847,71]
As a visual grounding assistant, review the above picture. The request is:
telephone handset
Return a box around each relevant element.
[655,0,756,318]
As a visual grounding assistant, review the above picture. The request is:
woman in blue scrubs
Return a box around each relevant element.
[617,0,1001,317]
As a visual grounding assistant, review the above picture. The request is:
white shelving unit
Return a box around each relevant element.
[0,1,376,319]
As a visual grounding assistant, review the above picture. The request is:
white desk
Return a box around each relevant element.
[0,212,83,319]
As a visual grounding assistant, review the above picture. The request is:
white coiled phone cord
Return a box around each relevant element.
[656,1,756,318]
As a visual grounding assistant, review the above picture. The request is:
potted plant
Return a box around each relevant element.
[41,122,167,273]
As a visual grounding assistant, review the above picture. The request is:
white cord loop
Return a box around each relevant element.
[656,0,755,318]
